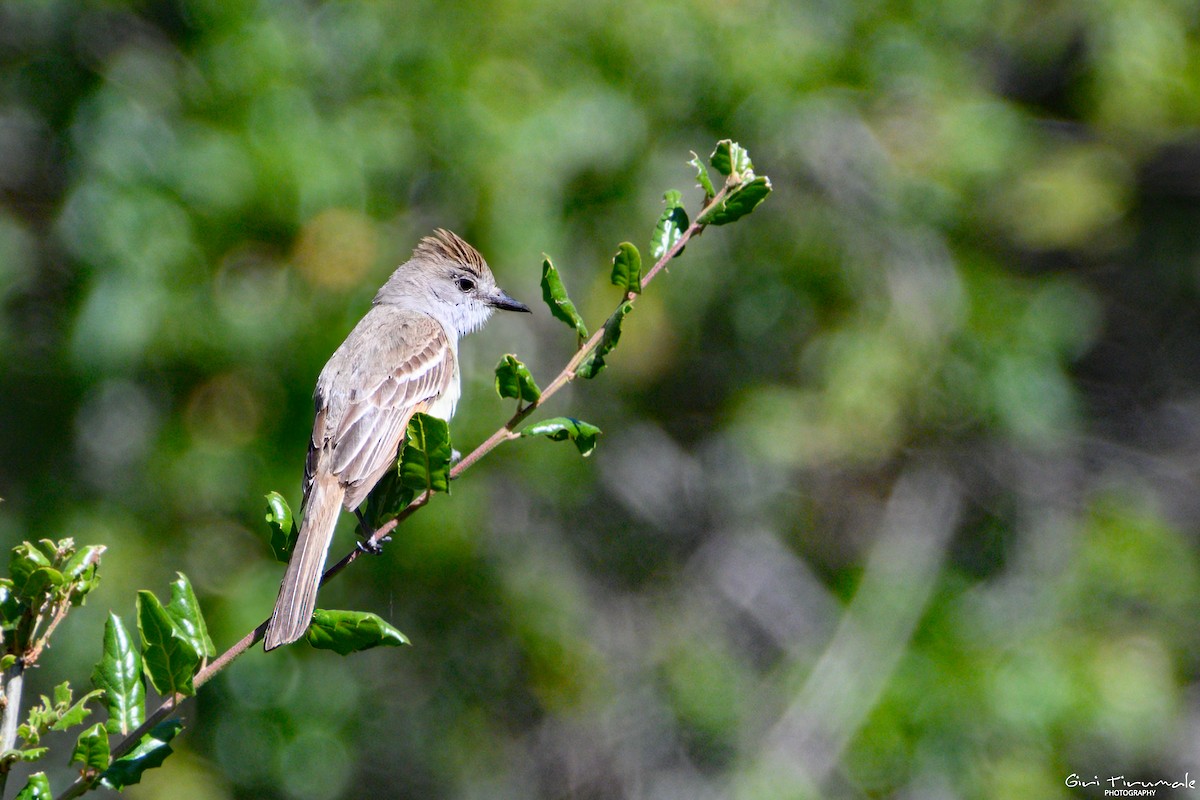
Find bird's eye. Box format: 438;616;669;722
455;276;475;292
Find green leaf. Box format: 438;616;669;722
710;139;753;178
399;413;452;495
650;190;689;261
136;591;199;698
265;491;298;562
72;722;110;773
305;609;410;655
33;540;59;564
0;579;21;629
50;689;102;731
495;354;542;404
13;772;51;800
62;545;104;604
540;257;589;342
689;151;716;198
698;175;772;226
166;573;215;659
0;654;15;670
4;747;48;764
10;544;52;597
610;242;643;295
520;417;602;457
91;613;145;736
577;302;632;380
100;718;183;790
362;466;414;530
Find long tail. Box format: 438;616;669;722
264;470;344;650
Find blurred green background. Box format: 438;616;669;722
2;0;1199;798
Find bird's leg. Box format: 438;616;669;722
354;508;391;555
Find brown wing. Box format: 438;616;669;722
303;310;455;511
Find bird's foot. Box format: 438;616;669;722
353;509;392;555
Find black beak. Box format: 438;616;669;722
490;289;531;313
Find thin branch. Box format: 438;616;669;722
58;183;730;800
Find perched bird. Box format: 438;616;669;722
264;229;529;650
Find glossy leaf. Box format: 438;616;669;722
362;466;414;529
62;544;104;604
136;591;199;698
400;413;452;494
305;609;410;655
710;139;753;178
72;722;110;773
166;572;215;659
520;417;602;457
651;190;689;261
9;544;52;598
13;772;51;800
610;242;642;295
577;302;632;380
698;175;772;226
540;258;589;342
0;579;20;629
689;151;716;198
100;718;183;790
265;491;298;562
50;688;102;731
91;613;145;735
495;354;542;404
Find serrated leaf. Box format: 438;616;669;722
610;242;642;295
13;772;51;799
166;573;215;659
72;722;110;773
399;413;452;495
698;175;772;226
520;417;602;457
304;609;410;655
651;190;689;261
51;689;102;731
577;302;632;380
136;591;199;698
99;718;183;790
710;139;753;178
91;613;145;736
540;258;589;342
62;544;104;604
689;151;716;198
1;747;48;765
265;491;298;562
9;544;52;598
495;354;541;404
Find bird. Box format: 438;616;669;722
264;228;530;650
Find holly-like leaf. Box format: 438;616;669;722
689;151;716;198
610;242;642;295
305;609;410;655
72;722;110;773
9;544;52;598
50;689;102;731
62;544;104;604
165;573;215;659
540;258;589;342
495;354;542;404
265;491;298;562
576;302;632;380
520;417;602;457
400;413;452;494
91;613;145;736
136;591;199;698
651;190;689;261
698;175;772;226
710;139;753;178
100;718;183;790
13;772;51;800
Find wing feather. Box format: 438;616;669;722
304;310;455;511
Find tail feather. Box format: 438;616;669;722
264;471;344;650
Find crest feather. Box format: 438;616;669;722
414;228;488;275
